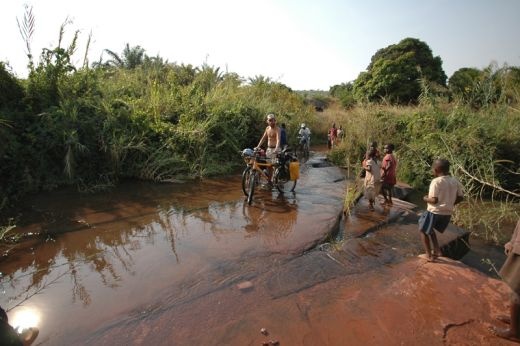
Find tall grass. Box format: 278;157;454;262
324;97;520;242
0;21;315;218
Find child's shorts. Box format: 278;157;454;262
418;211;451;235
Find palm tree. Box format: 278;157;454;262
248;75;272;86
102;43;146;69
194;63;224;93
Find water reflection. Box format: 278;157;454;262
1;177;284;310
10;306;40;331
241;195;298;246
0;167;346;344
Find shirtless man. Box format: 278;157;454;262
256;113;281;183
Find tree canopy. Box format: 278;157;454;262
448;67;482;98
353;38;447;104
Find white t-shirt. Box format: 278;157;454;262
427;175;464;215
298;127;311;139
364;158;381;187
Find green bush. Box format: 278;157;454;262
327;99;519;241
0;32;313;214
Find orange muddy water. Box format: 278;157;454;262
0;154;347;345
2;152;511;346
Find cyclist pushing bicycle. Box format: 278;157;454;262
255;113;281;185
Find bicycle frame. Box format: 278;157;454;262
244;152;275;180
241;147;297;204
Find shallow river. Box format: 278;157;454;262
1;152;508;345
0;155;347;345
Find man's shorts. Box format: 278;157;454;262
266;148;277;162
418;211;451;235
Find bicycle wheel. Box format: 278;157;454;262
274;165;297;193
241;167;251;196
247;170;257;205
304;143;310;158
299;143;306;160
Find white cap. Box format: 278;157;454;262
301;123;306;128
267;113;275;120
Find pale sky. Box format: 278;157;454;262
2;0;519;90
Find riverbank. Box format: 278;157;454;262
0;151;515;345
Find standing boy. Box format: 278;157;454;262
418;159;463;262
381;144;397;206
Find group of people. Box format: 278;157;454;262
362;141;397;210
362;141;463;264
327;123;344;149
256;114;311;158
255;113;311;184
361;140;520;342
257;114;346;158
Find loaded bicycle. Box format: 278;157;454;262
241;147;298;205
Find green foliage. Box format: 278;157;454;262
448;65;520;108
101;43;146;69
448;67;482;99
343;180;363;216
301;93;332;112
503;66;520;104
327;99;520;240
25;22;79;112
353;38;447;104
329;82;356;109
0;24;313;214
0;62;25;110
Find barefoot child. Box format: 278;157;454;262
492;219;520;342
418;159;463;261
363;148;381;211
380;144;397;206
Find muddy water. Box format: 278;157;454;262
0;155;346;345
